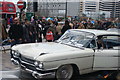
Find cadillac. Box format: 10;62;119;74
10;29;120;80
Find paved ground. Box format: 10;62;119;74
2;50;17;71
1;50;35;79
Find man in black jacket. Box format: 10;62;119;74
8;17;23;46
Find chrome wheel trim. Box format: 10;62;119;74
56;65;73;80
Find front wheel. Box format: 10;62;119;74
56;65;73;80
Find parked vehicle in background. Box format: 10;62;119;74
0;1;16;19
10;29;120;80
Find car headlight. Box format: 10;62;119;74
11;50;15;54
14;51;20;57
12;50;20;57
34;61;44;69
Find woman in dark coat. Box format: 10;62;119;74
61;20;71;35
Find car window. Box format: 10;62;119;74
84;39;96;48
58;30;95;48
7;4;14;7
97;35;120;49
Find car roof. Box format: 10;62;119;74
70;29;120;36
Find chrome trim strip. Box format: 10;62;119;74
21;64;34;73
94;56;120;57
80;67;93;71
36;67;57;71
44;55;94;63
13;55;19;58
36;68;43;71
20;59;35;66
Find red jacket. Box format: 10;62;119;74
46;31;54;40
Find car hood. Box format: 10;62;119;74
12;42;84;59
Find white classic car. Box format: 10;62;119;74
11;29;120;80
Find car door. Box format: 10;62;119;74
93;49;119;70
93;35;120;70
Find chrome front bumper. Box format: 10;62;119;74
11;58;19;65
21;64;55;79
32;71;55;79
11;58;56;79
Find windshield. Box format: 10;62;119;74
57;30;95;48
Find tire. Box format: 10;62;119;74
56;65;73;80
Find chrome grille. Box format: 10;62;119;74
27;65;36;71
20;55;35;64
21;63;36;71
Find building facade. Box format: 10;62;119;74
99;0;120;18
80;0;120;19
38;1;66;17
27;0;80;18
80;0;100;19
27;0;120;19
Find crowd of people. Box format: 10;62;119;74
2;16;120;46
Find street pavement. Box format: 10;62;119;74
1;50;35;80
1;49;115;80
